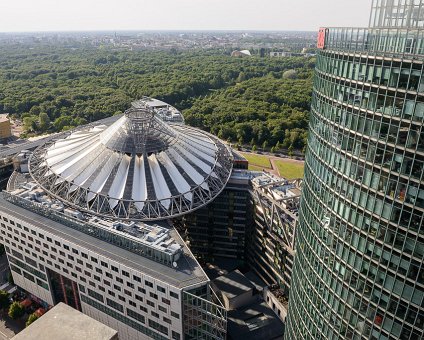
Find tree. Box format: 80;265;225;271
38;112;50;132
0;290;10;310
262;140;268;151
26;313;39;327
8;301;24;319
23;116;38;133
252;145;257;152
282;69;298;79
271;146;276;153
288;144;294;157
275;141;281;150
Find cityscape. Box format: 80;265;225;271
0;0;423;340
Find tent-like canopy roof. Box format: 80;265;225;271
29;103;233;220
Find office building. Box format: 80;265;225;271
1;98;231;340
0;114;12;142
285;1;424;339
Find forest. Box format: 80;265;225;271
0;46;314;150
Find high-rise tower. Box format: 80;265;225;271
285;1;424;339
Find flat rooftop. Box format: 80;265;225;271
0;114;9;123
0;193;208;289
213;270;256;300
12;303;118;340
227;300;284;340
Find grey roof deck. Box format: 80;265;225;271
0;194;208;289
12;303;118;340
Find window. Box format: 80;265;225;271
170;291;179;299
122;270;129;277
111;265;118;272
140;305;148;313
88;288;104;302
162;298;170;305
158;305;167;313
172;331;180;340
118;295;125;302
135;294;143;302
72;248;78;254
145;280;153;288
103;279;110;286
67;255;74;261
171;311;179;319
148;319;168;336
124;289;132;297
146;300;155;307
82;252;88;259
91;257;98;263
95;268;102;274
129;300;136;307
151;311;159;318
106;298;123;313
108;290;115;297
157;286;165;293
138;287;146;294
101;261;108;268
106;272;112;278
126;282;134;289
127;308;145;323
63;244;69;250
149;292;158;300
116;277;123;284
163;317;171;324
133;275;141;283
113;285;121;291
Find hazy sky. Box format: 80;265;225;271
0;0;371;32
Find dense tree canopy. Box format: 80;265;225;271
0;46;313;149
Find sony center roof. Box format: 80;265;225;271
29;101;233;220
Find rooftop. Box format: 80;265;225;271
0;192;208;288
212;270;256;300
12;303;118;340
227;300;284;340
29;100;233;220
0;114;9;123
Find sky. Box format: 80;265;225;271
0;0;371;33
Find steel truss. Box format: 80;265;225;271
28;110;233;221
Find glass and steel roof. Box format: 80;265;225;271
28;103;233;220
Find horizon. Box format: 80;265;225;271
0;0;370;33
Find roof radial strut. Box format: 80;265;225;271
29;101;233;220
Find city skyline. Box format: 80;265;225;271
0;0;370;33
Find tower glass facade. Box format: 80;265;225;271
285;1;424;339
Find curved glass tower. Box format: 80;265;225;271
285;1;424;339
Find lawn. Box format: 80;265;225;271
248;164;266;172
274;160;304;179
241;153;272;169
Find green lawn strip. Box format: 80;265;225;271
274;160;304;179
242;153;272;169
248;164;267;171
